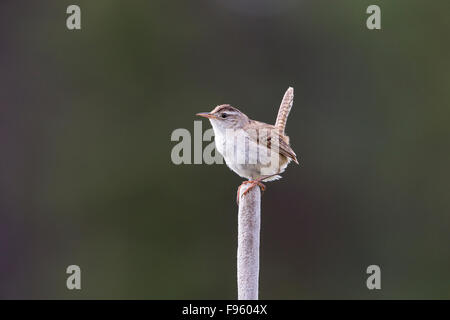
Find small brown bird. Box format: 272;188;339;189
197;87;298;203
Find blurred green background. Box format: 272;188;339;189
1;0;450;299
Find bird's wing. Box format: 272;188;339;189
247;123;298;164
277;135;298;164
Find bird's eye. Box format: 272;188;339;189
221;113;228;118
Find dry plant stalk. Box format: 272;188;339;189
237;183;261;300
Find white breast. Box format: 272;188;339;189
211;123;285;180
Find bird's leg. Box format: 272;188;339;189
236;183;245;205
236;179;266;205
236;173;282;205
242;179;266;195
237;180;266;205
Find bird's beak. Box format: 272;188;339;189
196;112;216;119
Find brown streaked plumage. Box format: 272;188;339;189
196;87;298;203
275;87;294;135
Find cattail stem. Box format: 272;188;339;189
237;184;261;300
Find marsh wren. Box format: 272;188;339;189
197;87;298;203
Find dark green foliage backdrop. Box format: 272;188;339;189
1;1;449;298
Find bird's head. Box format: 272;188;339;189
196;105;249;133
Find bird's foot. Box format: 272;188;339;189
236;179;266;205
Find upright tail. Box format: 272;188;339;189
274;87;294;135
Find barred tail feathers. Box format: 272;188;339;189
274;87;294;135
